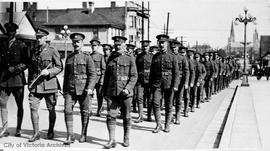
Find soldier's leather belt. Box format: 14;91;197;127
144;69;150;73
162;72;169;76
117;76;128;81
74;75;87;79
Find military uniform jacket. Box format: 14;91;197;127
63;51;97;95
219;61;225;76
187;58;195;86
103;51;138;98
175;53;189;86
197;61;206;84
136;52;153;85
193;60;202;85
212;60;218;78
149;51;180;89
204;60;214;79
28;45;63;93
0;38;29;88
224;63;230;76
91;51;106;85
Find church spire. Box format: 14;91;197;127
229;20;235;42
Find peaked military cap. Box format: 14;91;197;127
90;38;101;45
194;53;202;58
150;45;158;49
187;49;195;55
112;36;127;44
4;22;18;31
204;52;209;56
170;39;181;48
70;33;85;41
102;44;112;49
36;28;49;37
126;44;136;49
156;34;169;41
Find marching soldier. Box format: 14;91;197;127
63;33;97;144
209;52;218;95
27;28;63;142
203;52;214;101
102;44;113;63
171;40;189;124
134;40;153;123
90;38;106;116
194;53;206;108
103;36;137;148
0;23;29;138
185;49;195;114
149;34;179;133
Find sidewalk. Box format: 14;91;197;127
219;77;270;149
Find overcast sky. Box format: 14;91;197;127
36;0;270;48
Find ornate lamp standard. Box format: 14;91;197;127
60;25;71;62
234;7;256;87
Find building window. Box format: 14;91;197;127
129;15;136;28
93;28;99;39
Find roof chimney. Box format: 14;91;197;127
89;2;94;14
111;1;116;8
82;2;87;9
23;2;30;11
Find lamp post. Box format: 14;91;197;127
60;25;71;62
234;7;256;87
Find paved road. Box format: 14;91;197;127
0;76;240;150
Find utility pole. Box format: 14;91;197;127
166;12;170;36
141;1;144;42
196;40;198;52
164;24;166;34
9;2;14;24
179;36;186;47
147;1;150;40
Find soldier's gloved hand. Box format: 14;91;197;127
190;83;194;88
8;66;15;73
122;89;130;96
184;84;188;89
173;87;178;91
197;82;200;87
210;78;213;81
40;69;50;76
86;89;94;95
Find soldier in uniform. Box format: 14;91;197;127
209;52;218;95
134;40;153;123
149;34;179;133
102;44;113;63
63;33;97;144
203;52;214;101
0;23;29;137
171;40;189;124
103;36;137;148
126;44;136;58
27;28;63;142
194;53;206;108
89;38;106;116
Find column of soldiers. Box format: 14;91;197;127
0;22;241;149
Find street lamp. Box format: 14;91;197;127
60;25;71;62
234;7;256;87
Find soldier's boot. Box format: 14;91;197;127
0;121;9;138
175;108;181;125
132;98;137;113
147;103;153;122
15;106;23;137
152;107;162;133
64;112;75;145
184;102;189;117
135;104;143;123
47;109;56;139
191;104;195;112
29;109;40;142
79;112;90;143
123;118;131;147
104;117;117;149
164;111;172;133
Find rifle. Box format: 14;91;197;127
29;62;52;89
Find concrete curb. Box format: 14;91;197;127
218;85;239;148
